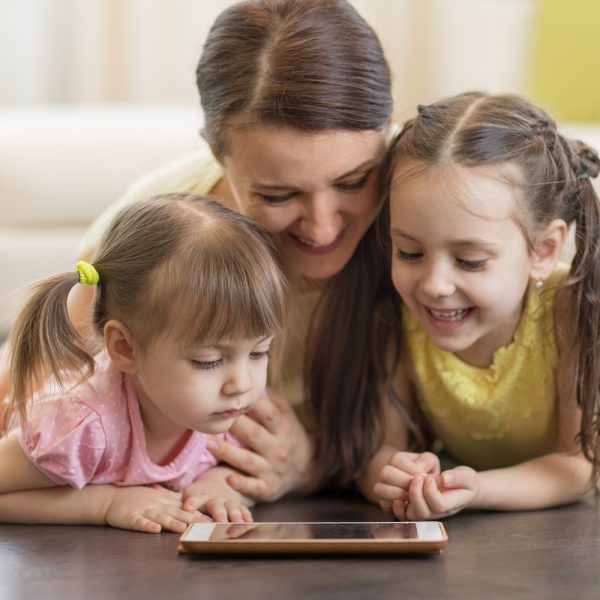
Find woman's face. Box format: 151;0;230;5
220;126;387;280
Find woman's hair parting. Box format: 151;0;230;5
197;0;392;158
7;194;286;433
387;91;600;489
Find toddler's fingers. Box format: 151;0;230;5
241;506;254;523
226;473;267;500
389;452;422;474
378;464;413;489
379;499;393;514
182;494;207;512
131;515;162;534
204;498;229;522
224;502;244;523
373;481;409;502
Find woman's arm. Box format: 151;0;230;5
207;390;319;501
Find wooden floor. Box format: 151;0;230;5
1;493;599;600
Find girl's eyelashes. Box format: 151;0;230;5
191;359;222;370
457;258;487;271
249;350;270;360
395;249;423;262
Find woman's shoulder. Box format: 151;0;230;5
77;143;222;260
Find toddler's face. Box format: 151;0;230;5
130;334;273;435
389;160;535;368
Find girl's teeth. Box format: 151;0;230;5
429;308;469;321
297;237;320;247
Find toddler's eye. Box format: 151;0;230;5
249;350;270;361
396;249;423;262
457;258;487;271
191;359;222;370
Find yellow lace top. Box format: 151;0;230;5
402;263;570;470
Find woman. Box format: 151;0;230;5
1;0;394;504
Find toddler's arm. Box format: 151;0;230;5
0;483;210;533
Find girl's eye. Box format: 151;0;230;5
335;173;370;191
457;258;487;271
191;359;222;370
249;350;270;361
395;249;423;262
259;192;297;205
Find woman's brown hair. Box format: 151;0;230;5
6;194;286;433
197;0;392;159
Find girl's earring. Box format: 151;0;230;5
535;276;544;289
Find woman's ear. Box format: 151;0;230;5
104;320;137;374
530;218;568;282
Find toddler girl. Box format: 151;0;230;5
373;92;600;518
0;194;285;532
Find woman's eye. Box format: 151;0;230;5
249;350;270;361
191;359;222;370
457;258;487;271
335;173;370;191
395;249;423;262
259;192;297;205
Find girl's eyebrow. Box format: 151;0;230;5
332;160;376;182
390;228;500;250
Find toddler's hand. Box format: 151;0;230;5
374;451;441;517
398;465;480;520
182;467;253;523
104;485;210;534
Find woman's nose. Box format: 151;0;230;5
298;195;342;246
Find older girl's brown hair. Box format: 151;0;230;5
197;0;392;158
7;194;286;432
387;92;600;487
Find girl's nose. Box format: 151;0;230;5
222;362;252;397
419;265;456;299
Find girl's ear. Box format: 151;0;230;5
530;218;568;282
104;320;138;374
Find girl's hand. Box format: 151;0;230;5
104;485;210;534
182;468;253;523
374;451;441;514
206;390;315;501
394;466;480;520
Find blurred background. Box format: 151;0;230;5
1;0;600;334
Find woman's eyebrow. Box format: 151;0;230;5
333;160;375;181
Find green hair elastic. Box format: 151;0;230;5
75;260;100;285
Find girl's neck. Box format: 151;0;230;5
129;375;191;466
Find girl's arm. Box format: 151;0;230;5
357;360;412;503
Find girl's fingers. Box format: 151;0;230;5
413;452;441;478
132;515;162;534
243;392;284;433
378;464;413;489
421;474;448;515
203;498;228;523
379;499;393;513
392;499;407;521
406;474;432;520
373;481;410;502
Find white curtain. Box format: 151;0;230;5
0;0;534;116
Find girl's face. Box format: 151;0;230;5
389;161;536;368
220;126;387;280
130;334;273;436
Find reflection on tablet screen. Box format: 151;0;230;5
210;522;419;541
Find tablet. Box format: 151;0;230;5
178;521;447;555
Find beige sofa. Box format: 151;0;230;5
0;105;202;335
1;108;599;336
